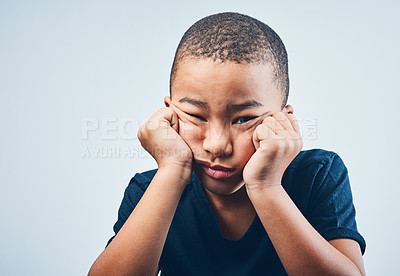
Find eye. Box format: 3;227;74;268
186;113;207;122
233;116;257;124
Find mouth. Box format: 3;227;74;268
195;160;236;179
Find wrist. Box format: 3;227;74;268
159;159;192;173
158;162;193;185
245;181;284;199
245;174;282;191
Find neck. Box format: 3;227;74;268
204;184;252;212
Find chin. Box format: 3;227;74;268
193;165;245;196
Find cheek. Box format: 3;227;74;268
234;132;256;164
179;121;204;145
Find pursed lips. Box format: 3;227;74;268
194;159;236;179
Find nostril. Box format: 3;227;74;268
202;130;233;157
206;145;232;158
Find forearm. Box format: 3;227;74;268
247;185;363;276
89;167;191;276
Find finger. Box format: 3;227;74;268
169;102;196;124
262;116;286;136
156;107;179;133
286;113;301;134
272;112;294;131
168;108;179;133
253;123;276;149
250;111;270;127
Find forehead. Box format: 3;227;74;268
171;59;280;106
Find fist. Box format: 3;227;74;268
137;107;193;170
243;111;303;191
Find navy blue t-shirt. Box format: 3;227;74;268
106;149;366;275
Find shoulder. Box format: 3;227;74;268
288;148;345;170
283;148;351;203
286;149;366;255
286;148;349;182
128;168;158;192
117;169;159;206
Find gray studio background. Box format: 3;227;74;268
1;0;398;275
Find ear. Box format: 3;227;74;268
164;96;172;107
282;104;294;115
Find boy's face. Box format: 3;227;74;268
166;59;293;196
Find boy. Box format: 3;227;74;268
89;12;366;275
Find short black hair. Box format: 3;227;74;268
169;12;289;109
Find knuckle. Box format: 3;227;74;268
255;123;266;132
137;126;143;136
273;112;284;119
137;128;145;142
270;139;284;151
298;138;304;147
263;116;271;121
286;140;295;148
263;117;275;125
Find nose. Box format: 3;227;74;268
202;122;233;157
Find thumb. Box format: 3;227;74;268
166;107;179;133
252;125;261;151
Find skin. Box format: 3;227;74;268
165;59;294;239
88;58;366;276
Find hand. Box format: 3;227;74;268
243;111;303;192
137;107;193;172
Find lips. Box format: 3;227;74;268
195;160;235;179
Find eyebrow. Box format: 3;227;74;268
178;97;209;109
178;97;263;111
228;99;263;111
